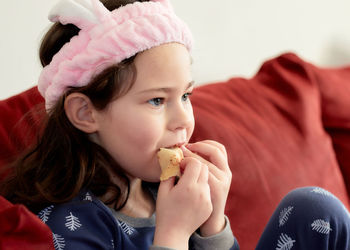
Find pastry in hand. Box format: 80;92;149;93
157;147;184;181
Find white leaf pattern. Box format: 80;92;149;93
311;187;350;218
65;212;82;231
279;206;294;227
311;187;350;219
53;233;66;250
276;233;295;250
311;219;332;234
84;192;93;201
38;205;54;223
311;187;334;198
118;220;134;235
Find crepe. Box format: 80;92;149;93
157;147;184;181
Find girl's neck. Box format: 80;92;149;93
116;178;155;218
99;160;155;218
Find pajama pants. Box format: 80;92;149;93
256;187;350;250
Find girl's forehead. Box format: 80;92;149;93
128;43;192;92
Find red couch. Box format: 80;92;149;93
1;53;350;250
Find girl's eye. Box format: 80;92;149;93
182;92;192;102
148;97;165;107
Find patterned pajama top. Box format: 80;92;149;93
37;190;239;250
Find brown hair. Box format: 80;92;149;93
0;0;150;214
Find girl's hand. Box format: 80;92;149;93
154;157;213;250
183;140;232;237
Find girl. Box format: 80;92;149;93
1;0;350;249
1;0;235;249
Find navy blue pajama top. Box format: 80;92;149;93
37;190;239;250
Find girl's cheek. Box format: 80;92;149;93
136;123;162;148
187;115;195;139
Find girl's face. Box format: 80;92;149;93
94;43;195;182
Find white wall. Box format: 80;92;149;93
2;0;350;100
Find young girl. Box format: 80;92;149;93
1;0;235;249
1;0;350;249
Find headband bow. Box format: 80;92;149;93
38;0;193;110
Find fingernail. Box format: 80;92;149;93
181;145;189;151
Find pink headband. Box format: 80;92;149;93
38;0;193;110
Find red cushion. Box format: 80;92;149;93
0;196;54;250
0;89;51;249
190;53;350;250
0;87;44;167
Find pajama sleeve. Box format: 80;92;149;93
38;193;120;250
190;216;239;250
150;216;239;250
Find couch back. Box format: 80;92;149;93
1;53;350;250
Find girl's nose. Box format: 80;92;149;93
168;101;193;132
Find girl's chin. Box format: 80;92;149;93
138;171;162;183
145;175;162;183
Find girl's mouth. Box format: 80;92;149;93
164;142;186;149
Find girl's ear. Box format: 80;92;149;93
64;93;98;133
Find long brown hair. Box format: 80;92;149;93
0;0;150;214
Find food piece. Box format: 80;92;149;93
157;147;184;181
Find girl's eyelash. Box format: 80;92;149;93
148;97;165;107
147;91;193;107
182;92;193;101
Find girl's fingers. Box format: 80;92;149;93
181;145;222;178
184;142;228;172
198;163;209;184
178;157;202;184
200;140;227;159
158;176;175;196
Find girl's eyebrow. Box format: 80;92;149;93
138;80;195;94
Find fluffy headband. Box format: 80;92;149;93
38;0;193;110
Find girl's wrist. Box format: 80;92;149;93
199;215;226;237
153;227;189;250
